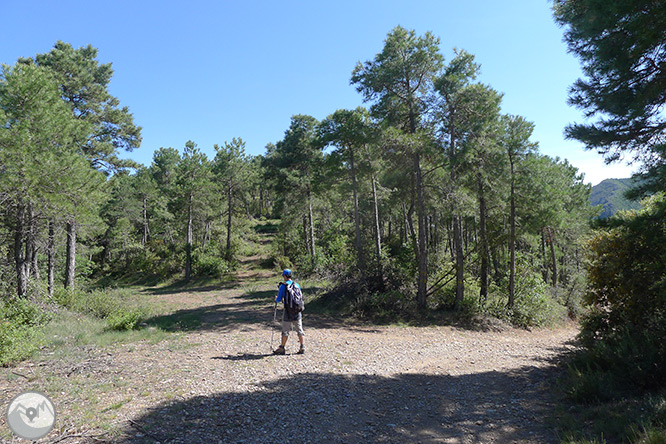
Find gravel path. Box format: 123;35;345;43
1;278;577;444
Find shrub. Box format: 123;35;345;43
0;299;51;366
53;287;146;331
431;254;564;328
192;249;232;278
106;308;144;331
354;290;414;322
273;255;293;271
498;255;564;328
582;193;666;389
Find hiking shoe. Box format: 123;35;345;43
297;346;305;355
273;346;285;355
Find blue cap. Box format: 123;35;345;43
282;269;292;277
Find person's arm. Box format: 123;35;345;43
276;283;285;303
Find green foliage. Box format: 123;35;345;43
106;309;144;331
0;299;50;365
351;25;443;132
191;247;232;278
54;287;147;331
579;316;666;392
554;0;666;198
500;260;558;328
553;0;666;157
583;193;666;387
558;193;666;443
353;290;415;323
432;254;566;328
559;354;666;443
34;41;142;171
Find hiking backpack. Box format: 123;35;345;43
283;282;305;313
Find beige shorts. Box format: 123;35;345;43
281;318;304;337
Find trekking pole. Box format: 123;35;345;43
270;301;277;351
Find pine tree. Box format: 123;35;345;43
352;26;443;309
0;62;102;296
31;41;141;288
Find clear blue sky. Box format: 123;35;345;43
2;0;635;185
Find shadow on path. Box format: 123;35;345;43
117;365;562;443
143;285;381;334
212;353;272;361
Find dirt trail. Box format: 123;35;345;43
0;234;578;443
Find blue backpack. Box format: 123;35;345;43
283;282;305;313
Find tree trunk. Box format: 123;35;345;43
25;208;33;281
226;184;233;260
491;247;502;282
31;243;40;281
415;153;428;310
453;214;465;309
401;202;407;245
548;227;558;287
303;216;310;255
478;179;489;304
447;218;454;261
259;187;264;218
450;125;465;310
185;194;193;281
308;190;316;260
372;174;384;288
508;176;516;309
350;149;364;275
406;202;416;247
64;219;76;289
142;197;150;245
541;228;549;283
47;220;55;297
14;204;27;298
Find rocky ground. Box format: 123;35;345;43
1;230;578;443
1;275;577;444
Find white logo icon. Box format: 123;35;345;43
6;391;56;440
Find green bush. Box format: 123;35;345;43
273;255;293;271
106;308;144;331
490;255;564;328
429;254;563;328
192;249;232;278
0;299;51;366
354;290;414;322
54;287;146;331
582;193;666;389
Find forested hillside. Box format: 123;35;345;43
0;30;596;332
590;178;641;218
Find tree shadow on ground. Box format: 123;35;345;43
143;285;380;334
143;281;238;296
116;365;562;443
144;302;269;333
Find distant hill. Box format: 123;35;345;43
590;178;642;218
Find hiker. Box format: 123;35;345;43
273;269;305;355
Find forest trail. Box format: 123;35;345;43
0;228;578;443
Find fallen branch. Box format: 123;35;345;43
128;419;163;443
48;431;108;444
